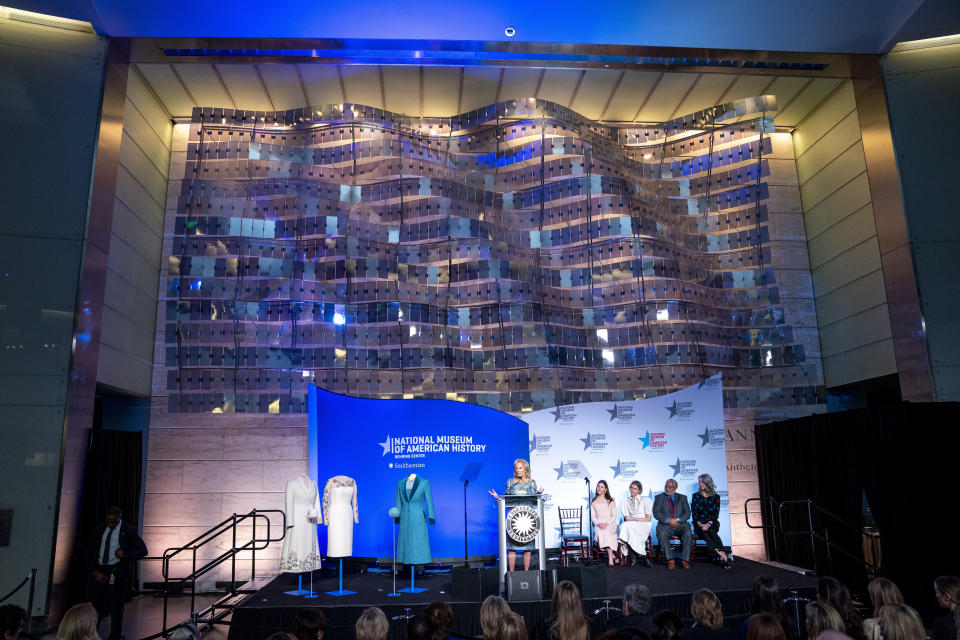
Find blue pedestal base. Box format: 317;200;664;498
284;574;316;597
325;558;357;597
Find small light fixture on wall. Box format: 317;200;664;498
504;26;516;37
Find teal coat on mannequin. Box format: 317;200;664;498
395;475;436;565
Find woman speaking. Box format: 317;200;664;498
489;458;542;571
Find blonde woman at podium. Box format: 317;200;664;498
489;458;543;571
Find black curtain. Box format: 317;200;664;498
66;425;143;605
756;402;960;623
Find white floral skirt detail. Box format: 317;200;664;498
280;550;322;573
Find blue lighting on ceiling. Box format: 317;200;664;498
161;44;827;71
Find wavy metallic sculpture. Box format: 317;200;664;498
162;95;824;415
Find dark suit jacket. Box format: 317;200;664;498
652;492;690;525
87;521;148;574
933;614;957;640
685;626;733;640
604;613;653;635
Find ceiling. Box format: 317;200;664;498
7;0;960;54
135;62;844;127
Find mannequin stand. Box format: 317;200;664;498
284;572;316;597
388;518;401;597
326;558;356;596
398;565;426;594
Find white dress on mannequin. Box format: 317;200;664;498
280;473;322;572
323;475;358;557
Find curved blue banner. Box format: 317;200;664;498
308;386;529;560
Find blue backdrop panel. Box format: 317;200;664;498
308;386;529;560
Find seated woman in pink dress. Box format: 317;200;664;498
591;480;618;568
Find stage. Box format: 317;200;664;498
227;558;817;640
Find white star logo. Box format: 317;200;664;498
379;434;391;456
513;512;535;535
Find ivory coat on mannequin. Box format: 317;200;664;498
280;473;322;572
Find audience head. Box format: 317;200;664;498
294;609;328;640
613;631;649;640
817;577;862;638
691;588;724;630
878;603;924;640
424;602;454;640
805;602;845;639
0;605;26;640
935;576;960;612
494;612;528;640
57;603;99;640
745;613;787;640
266;634;297;640
867;578;903;618
750;576;784;616
551;581;589;640
480;595;512;640
623;584;652;616
355;607;389;640
408;616;435;640
650;611;683;640
168;623;201;640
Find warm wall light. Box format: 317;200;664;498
0;5;95;32
891;33;960;52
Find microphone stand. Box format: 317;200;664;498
584;477;593;564
463;479;469;567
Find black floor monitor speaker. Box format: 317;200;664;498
451;566;499;601
506;569;543;601
552;564;608;598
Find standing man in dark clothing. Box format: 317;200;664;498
85;506;147;640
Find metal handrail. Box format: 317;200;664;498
745;497;879;576
140;508;286;639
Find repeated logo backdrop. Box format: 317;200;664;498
523;374;727;548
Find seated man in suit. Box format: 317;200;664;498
85;506;148;640
652;479;692;570
604;583;654;634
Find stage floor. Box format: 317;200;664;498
228;558;817;640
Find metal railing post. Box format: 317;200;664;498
26;568;37;633
804;499;816;573
231;513;237;594
251;510;257;583
191;546;197;615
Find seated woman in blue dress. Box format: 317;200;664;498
489;458;542;571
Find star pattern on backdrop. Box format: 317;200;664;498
666;401;679;419
580;432;592;450
638;431;651;449
610;459;624;478
607;404;619;421
698;426;712;447
669;457;683;476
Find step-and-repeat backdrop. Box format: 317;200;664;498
524;373;727;548
309;374;726;559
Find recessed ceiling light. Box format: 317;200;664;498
504;26;516;37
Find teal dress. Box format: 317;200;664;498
395;476;435;565
505;478;538;551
